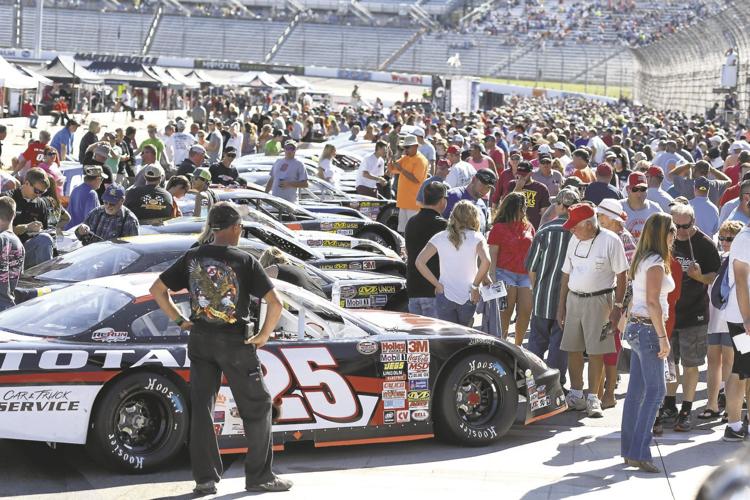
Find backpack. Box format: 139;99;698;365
710;256;732;310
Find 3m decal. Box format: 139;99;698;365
362;261;376;270
407;340;429;353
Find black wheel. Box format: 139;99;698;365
87;372;188;473
378;206;399;232
435;353;518;445
359;230;397;252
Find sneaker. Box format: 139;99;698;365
673;411;692;432
652;417;663;436
565;392;587;411
246;476;293;493
722;425;747;442
586;397;604;418
193;481;217;495
660;406;678;423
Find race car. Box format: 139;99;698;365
179;189;405;254
141;218;406;276
16;234;408;311
0;274;566;473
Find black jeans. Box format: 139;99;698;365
188;330;274;486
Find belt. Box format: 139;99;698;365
569;288;614;298
629;316;653;325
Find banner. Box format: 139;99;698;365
194;60;304;75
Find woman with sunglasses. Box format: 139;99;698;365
621;213;675;473
700;220;745;421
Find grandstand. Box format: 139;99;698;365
0;0;735;90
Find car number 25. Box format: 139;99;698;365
258;346;362;424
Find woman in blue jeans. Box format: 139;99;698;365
415;201;491;326
621;213;675;473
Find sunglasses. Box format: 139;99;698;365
630;186;647;193
719;236;735;242
31;185;45;195
675;223;692;230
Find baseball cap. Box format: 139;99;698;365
194;167;212;182
475;168;497;186
446;145;461;156
596;163;613;177
562;203;596;230
516;161;533;174
224;146;237;157
537;144;552;155
628;172;647;189
452;134;465;144
596;198;628;224
412;127;425;138
553;141;567;150
556;188;580;207
436;158;450;168
509;147;522;157
143;164;164;179
208;202;242;231
102;184;125;203
94;144;111;158
538;154;552;163
190;144;207;155
646;165;664;178
695;176;710;191
175;120;186;132
284;140;297;150
83;165;103;177
483;135;496;143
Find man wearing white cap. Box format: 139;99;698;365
413;128;435;169
389;135;429;233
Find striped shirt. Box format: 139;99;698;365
525;217;572;319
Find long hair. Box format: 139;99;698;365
447;201;480;249
196;218;214;245
493;191;528;225
629;212;673;280
259;247;289;267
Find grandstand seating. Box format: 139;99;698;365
0;4;13;48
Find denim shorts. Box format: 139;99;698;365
708;331;733;347
495;268;531;288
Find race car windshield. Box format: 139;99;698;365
24;243;140;283
0;285;131;337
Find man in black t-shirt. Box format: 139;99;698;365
405;182;448;318
655;202;721;434
124;164;174;224
150;202;290;494
4;168;52;269
209;146;242;186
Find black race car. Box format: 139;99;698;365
16;234;408;311
141;218;406;277
0;274;566;473
181;188;405;254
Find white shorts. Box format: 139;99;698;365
397;208;418;232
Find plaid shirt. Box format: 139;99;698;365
79;205;139;245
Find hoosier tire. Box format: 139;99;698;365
435;353;518;445
87;372;188;473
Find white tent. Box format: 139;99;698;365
0;56;37;89
164;68;200;89
15;64;53;86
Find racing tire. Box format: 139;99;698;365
378;206;399;232
435;353;517;446
358;230;396;252
87;372;189;473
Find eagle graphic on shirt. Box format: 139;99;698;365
187;258;239;324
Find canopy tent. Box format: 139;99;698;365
147;66;183;88
0;56;41;89
41;56;103;84
244;72;286;91
164;68;199;89
15;64;53;87
231;70;258;86
276;74;310;89
185;70;232;87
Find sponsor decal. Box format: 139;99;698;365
345;297;371;308
356;340;378;355
407;390;430;402
91;328;129;343
408;400;429;410
383;398;405;409
213;423;224;435
383;381;406;391
213;410;225;423
108;432;145;469
408;362;429;372
383;410;395;424
458;422;498;440
0;348;184;372
358;285;379;295
378;285;397;294
384;374;407;381
380;353;406;362
408;369;429;380
334;222;360;230
396;409;410;423
530;396;551;411
408;379;428;390
144;377;184;413
338;229;355;236
320;222;334;231
306;239;323;247
348;262;362;270
407;340;429;353
469;337;495;346
382;389;406;399
411;409;429;421
323;240;351;248
468;359;507;376
407;353;430;364
382;361;405;371
373;295;388;306
339;286;358;299
362;261;376;270
0;388;80;412
381;341;406;354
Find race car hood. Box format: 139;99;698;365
325;269;405;283
308;213;362;223
350;310;477;336
316;247;391;259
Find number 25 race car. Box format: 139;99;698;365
0;274;565;473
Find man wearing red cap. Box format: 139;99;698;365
645;165;674;212
444;145;475;189
620;172;663;240
583;163;623;206
557;203;628;418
